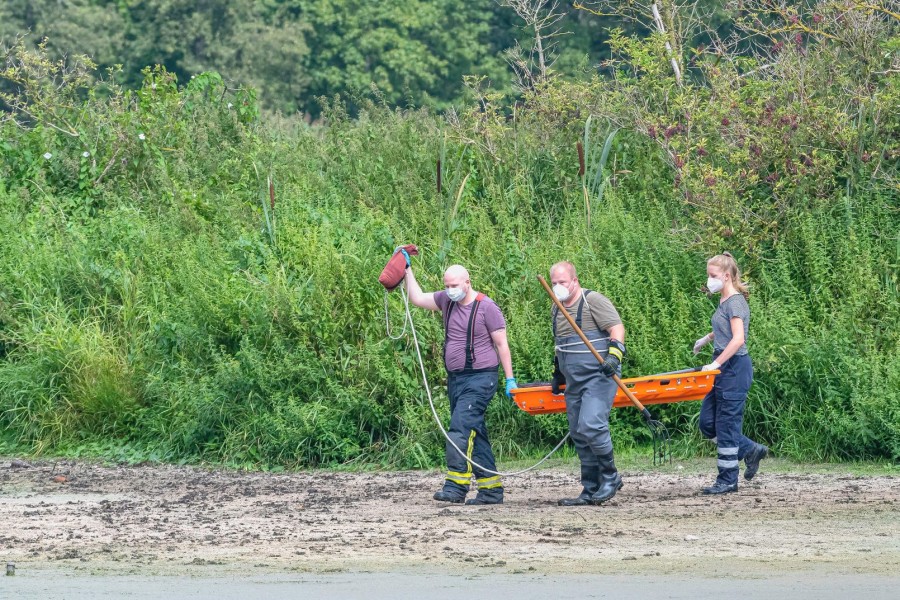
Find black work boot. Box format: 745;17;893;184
433;481;468;503
743;443;769;481
433;490;465;503
702;482;738;495
558;464;600;506
465;490;504;506
590;451;623;505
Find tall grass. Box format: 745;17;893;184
0;40;897;468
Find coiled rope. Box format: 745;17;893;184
385;288;569;477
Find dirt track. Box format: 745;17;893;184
1;458;897;577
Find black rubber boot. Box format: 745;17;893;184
558;464;600;506
743;443;769;481
589;451;623;505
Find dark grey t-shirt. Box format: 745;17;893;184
712;294;750;355
553;290;621;339
434;291;506;372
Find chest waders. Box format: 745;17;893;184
552;292;621;506
434;294;504;504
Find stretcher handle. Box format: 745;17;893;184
537;274;650;417
654;366;704;376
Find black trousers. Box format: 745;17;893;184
440;370;503;498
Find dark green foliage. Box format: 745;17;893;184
0;4;897;468
0;0;622;117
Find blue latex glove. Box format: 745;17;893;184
393;246;411;267
505;377;518;399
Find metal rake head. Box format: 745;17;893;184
642;410;672;466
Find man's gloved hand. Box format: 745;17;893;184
551;356;565;395
701;360;721;372
600;340;626;377
505;377;518;399
393;246;411;268
692;333;713;355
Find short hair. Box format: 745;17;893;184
550;261;577;279
444;264;470;281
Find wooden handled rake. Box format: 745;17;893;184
537;275;671;465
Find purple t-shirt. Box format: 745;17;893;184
434;291;506;372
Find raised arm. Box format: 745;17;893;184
404;266;439;311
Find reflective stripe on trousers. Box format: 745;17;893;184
698;352;755;486
442;370;502;493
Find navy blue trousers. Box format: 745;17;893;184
699;352;756;486
441;370;503;500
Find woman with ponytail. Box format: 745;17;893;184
693;252;768;494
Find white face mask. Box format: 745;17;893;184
706;276;724;294
552;284;571;303
446;287;466;302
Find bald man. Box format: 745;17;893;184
404;261;516;505
550;261;626;506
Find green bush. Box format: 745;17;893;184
0;4;897;468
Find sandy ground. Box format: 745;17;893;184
1;457;898;580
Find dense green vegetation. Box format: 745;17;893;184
0;1;897;468
0;0;581;116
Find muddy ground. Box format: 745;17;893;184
0;457;897;579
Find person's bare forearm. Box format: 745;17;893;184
497;343;513;380
404;267;438;311
404;268;424;305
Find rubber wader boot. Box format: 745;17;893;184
558;464;601;506
590;451;623;505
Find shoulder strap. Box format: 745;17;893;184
443;294;485;370
553;290;590;337
576;288;600;331
463;295;485;369
552;304;559;337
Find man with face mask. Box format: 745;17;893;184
403;259;517;505
549;261;627;506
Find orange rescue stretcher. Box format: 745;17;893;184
510;369;719;415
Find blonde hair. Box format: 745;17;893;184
550;261;577;280
708;252;749;297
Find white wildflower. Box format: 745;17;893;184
82;151;90;158
227;102;233;109
43;152;52;160
151;83;157;90
138;133;146;141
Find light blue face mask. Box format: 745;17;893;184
446;287;465;302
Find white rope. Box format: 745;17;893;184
385;287;569;477
384;289;408;340
555;337;608;354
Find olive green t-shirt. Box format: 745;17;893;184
553;290;622;339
